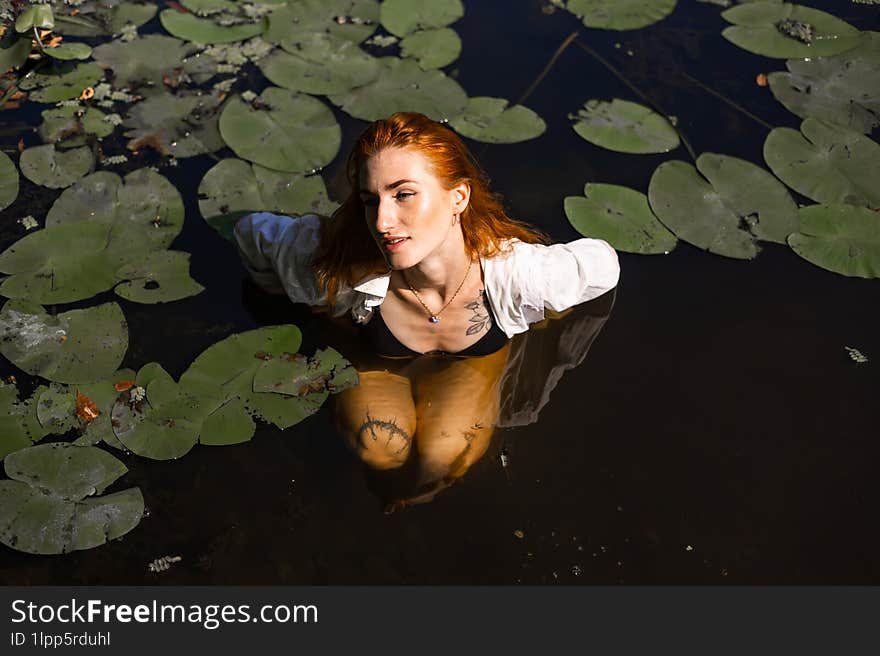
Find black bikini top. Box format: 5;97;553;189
359;297;509;358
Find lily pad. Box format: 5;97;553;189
19;144;93;189
38;105;115;147
36;384;78;434
46;168;185;250
44;42;94;61
399;27;461;70
114;251;205;304
1;32;35;73
564;183;677;254
159;8;266;45
787;204;880;278
18;61;105;103
648;154;800;258
571;99;679;154
74;368;138;449
265;0;379;46
123;92;225;159
200;397;255;445
0;300;129;384
0;442;143;554
219;87;341;174
15;4;54;32
565;0;676;31
768;31;880;134
92;34;197;88
198;158;337;236
328;56;467;121
0;151;17;211
448;97;546;144
53;1;157;37
0;383;50;460
721;2;862;58
253;347;358;396
380;0;463;37
259;31;380;95
763;118;880;207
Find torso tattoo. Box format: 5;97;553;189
464;290;492;336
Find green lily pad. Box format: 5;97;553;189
19;144;93;189
763;118;880;207
0;300;129;384
564;183;677;254
135;362;175;389
0;151;17;211
38;105;114;147
648;154;800;259
159;8;266;45
565;0;676;31
265;0;379;46
53;1;157;37
400;27;461;69
73;368;138;449
36;384;78;433
114;250;205;304
18;61;105;103
0;443;143;554
787;204;880;278
0;31;33;73
123;93;225;159
448;97;546;144
768;31;880;134
200;397;255;445
219;87;341;174
0;383;50;460
15;5;54;32
44;42;93;61
259;31;380;95
46;168;185;250
92;34;197;88
328;56;467;121
253;347;357;395
198;158;337;237
721;2;861;58
111;377;203;460
571;99;679;154
380;0;463;37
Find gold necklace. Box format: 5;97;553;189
402;258;473;324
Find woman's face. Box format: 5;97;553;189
359;147;469;270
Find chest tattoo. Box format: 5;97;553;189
464;290;492;336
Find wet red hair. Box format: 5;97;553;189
312;112;548;306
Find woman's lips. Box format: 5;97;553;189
383;237;409;252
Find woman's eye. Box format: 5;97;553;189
395;192;415;201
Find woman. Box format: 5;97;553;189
235;112;619;505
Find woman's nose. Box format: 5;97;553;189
375;199;396;233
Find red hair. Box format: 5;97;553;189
312;112;548;306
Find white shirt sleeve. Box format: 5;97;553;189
233;212;329;306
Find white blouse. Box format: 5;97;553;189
234;212;620;338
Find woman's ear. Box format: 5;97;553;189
451;180;471;215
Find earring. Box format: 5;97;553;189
452;213;459;226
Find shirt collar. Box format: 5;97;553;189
352;271;391;298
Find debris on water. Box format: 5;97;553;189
241;90;257;103
756;73;769;87
365;34;398;48
616;505;623;512
148;555;182;573
844;346;868;364
513;530;524;539
775;19;814;45
119;24;138;42
130;386;146;404
571;565;582;576
18;216;38;230
685;545;694;552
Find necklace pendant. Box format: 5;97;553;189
429;315;440;324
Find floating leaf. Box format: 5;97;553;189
15;5;54;32
787;204;880;278
571;99;679;154
400;27;461;69
159;8;266;44
200;397;255;445
768;31;880;134
564;183;677;254
259;31;380;95
198;158;337;238
0;384;50;460
46;168;185;250
36;384;78;433
448;97;546;144
0;151;17;212
123;93;225;159
380;0;463;37
648;154;799;259
219;87;341;174
0;300;128;384
328;56;467;121
18;61;105;103
44;42;93;61
92;34;197;88
38;105;114;147
19;144;93;189
114;251;205;304
0;443;143;554
53;1;157;37
763;118;880;207
721;2;861;58
0;32;33;72
264;0;379;46
565;0;676;31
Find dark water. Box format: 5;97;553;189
1;0;879;584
